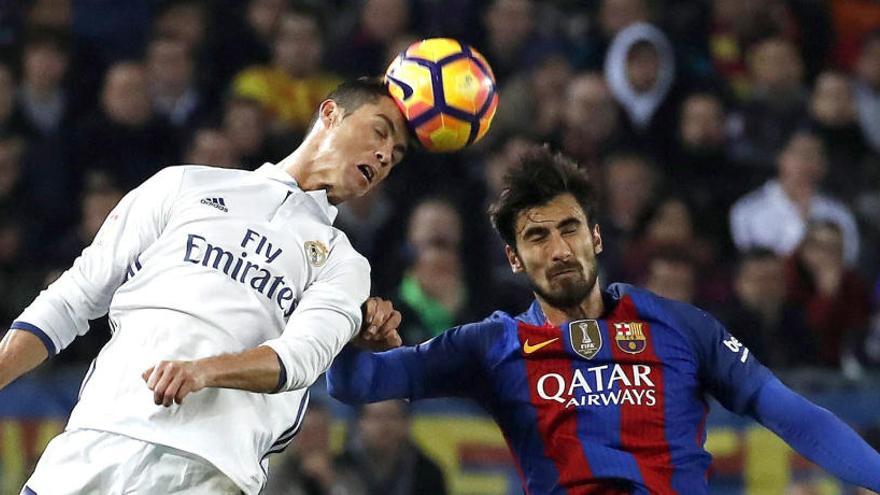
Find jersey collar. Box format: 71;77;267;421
255;163;338;223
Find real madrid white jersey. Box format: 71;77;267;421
13;163;370;494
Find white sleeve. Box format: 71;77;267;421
261;250;370;392
11;167;184;354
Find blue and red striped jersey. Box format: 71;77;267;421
329;283;774;494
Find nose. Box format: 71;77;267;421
375;149;391;167
548;232;573;262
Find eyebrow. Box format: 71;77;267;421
558;218;582;230
520;217;582;239
378;113;408;155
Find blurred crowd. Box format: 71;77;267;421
0;0;879;491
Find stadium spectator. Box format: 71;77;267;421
328;0;411;78
597;151;659;282
221;96;278;169
553;72;623;175
0;62;31;137
730;129;860;266
572;0;650;70
71;61;178;189
621;196;717;298
785;221;871;368
393;197;486;344
184;127;239;169
146;35;211;131
210;0;284;87
234;6;341;137
671;92;750;242
17;28;71;137
264;400;367;495
480;0;538;84
714;249;812;368
153;0;208;52
731;36;808;168
334;184;404;296
488;52;573;148
808;70;871;199
336;400;447;495
51;174;123;265
855;29;880;154
641;247;697;304
604;22;679;160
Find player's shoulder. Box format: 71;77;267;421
609;283;720;344
165;164;253;183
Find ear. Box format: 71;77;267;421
592;223;603;256
505;244;523;273
319;99;340;128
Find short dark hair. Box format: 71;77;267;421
23;27;70;55
735;247;779;274
489;146;597;248
308;76;390;128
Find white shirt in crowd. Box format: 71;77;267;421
729;179;861;266
12;163;370;494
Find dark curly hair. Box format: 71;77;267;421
489;146;597;248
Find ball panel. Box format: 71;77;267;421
415;113;471;152
406;38;463;63
440;58;488;115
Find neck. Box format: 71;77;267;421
537;282;605;326
780;177;815;207
24;81;58;101
276;132;322;190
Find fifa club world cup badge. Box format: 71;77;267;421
614;322;648;355
569;320;602;360
304;241;328;267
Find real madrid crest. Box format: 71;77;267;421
568;319;602;360
304;240;328;267
614;322;647;354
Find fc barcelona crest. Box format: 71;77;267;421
614;322;647;354
569;319;602;360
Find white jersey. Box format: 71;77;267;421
13;164;370;494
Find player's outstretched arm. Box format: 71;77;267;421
328;318;492;404
0;330;49;390
748;377;880;490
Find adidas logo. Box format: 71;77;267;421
201;197;228;212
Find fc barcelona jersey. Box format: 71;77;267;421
337;283;774;494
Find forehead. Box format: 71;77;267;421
515;194;587;232
349;97;408;140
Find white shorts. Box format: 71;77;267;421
22;429;242;495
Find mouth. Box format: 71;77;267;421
357;164;376;184
549;266;581;279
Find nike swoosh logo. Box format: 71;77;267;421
523;337;559;354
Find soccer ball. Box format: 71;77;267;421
385;38;499;153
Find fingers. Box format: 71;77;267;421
361;298;378;333
366;299;394;335
143;361;196;407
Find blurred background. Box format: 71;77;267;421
0;0;878;493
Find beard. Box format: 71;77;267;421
526;261;599;309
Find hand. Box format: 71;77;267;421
142;360;206;407
353;297;403;351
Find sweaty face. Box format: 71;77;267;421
314;96;408;204
510;194;602;309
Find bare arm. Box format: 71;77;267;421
142;346;282;407
0;330;50;390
